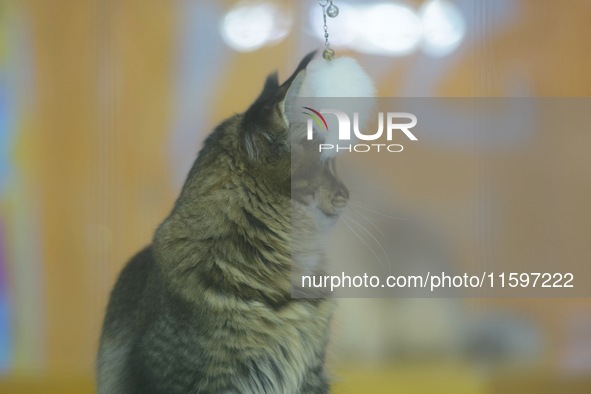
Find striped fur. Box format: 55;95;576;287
98;52;347;393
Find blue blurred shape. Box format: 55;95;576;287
0;221;11;371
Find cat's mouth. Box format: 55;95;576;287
316;193;349;218
294;192;348;220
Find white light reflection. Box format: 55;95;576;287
220;2;292;52
359;3;423;56
221;1;466;57
307;1;467;58
419;0;466;57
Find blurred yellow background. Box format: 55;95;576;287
1;0;591;393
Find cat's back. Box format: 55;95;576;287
97;246;157;394
104;247;155;324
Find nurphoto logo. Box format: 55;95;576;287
303;107;418;153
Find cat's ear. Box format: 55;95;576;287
277;51;316;124
248;51;315;112
242;52;316;160
253;72;280;107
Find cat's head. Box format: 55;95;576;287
244;52;349;223
190;52;349;226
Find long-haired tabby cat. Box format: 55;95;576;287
97;52;349;394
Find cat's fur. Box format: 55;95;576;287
97;52;349;394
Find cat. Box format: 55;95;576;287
97;51;349;394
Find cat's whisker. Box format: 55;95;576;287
342;216;389;270
342;218;387;269
346;206;386;239
343;214;392;272
347;201;406;221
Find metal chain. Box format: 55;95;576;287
318;0;337;60
322;3;330;49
